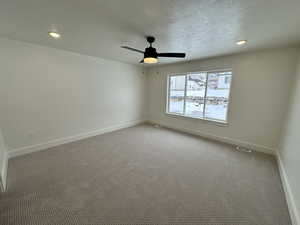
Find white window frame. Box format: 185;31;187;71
166;69;233;125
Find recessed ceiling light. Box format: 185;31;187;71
48;31;61;39
236;40;247;45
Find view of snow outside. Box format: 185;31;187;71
168;72;232;122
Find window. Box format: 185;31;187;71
167;70;232;123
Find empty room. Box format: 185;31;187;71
0;0;300;224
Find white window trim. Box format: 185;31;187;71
165;69;233;125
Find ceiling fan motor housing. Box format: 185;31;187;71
144;47;157;59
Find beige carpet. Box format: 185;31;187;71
0;124;291;225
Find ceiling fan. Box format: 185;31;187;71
121;36;186;64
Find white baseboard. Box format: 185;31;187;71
0;150;8;192
8;119;145;159
147;120;275;155
277;152;300;225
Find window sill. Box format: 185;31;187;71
165;112;229;127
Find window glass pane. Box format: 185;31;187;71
169;98;184;114
185;73;207;118
169;75;185;114
205;71;232;121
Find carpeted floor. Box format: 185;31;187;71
0;124;291;225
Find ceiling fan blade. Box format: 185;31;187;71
157;53;186;58
121;46;144;54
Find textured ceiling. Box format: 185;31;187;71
1;0;300;65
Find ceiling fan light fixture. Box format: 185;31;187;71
143;57;158;64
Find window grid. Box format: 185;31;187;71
183;75;187;115
202;72;209;119
167;70;232;123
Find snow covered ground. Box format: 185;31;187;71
169;87;230;121
170;89;229;98
169;99;228;121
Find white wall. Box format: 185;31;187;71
0;38;146;151
147;47;300;153
278;53;300;225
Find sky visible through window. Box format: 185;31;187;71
168;71;232;122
